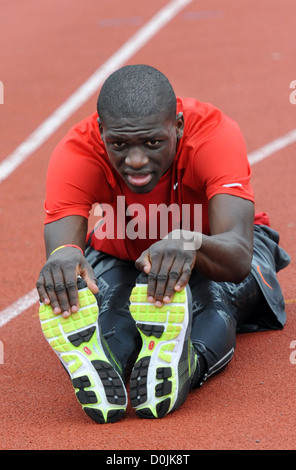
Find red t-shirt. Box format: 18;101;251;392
44;97;267;261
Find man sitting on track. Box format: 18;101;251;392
36;64;290;424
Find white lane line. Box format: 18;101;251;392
0;0;192;184
248;129;296;165
0;289;39;328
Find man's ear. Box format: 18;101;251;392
97;118;104;140
175;112;184;139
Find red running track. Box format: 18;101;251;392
0;0;295;450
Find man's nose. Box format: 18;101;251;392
125;147;149;168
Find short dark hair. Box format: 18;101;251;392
97;64;177;123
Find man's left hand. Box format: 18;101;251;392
135;229;202;306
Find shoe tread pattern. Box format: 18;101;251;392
39;287;127;423
129;285;188;419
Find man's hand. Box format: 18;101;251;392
135;230;202;306
36;246;98;318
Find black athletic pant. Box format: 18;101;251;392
84;247;263;387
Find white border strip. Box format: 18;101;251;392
0;0;192;184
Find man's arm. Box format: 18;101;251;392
194;193;254;282
136;194;254;306
36;215;98;317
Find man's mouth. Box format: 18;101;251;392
126;173;153;186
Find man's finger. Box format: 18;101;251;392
78;261;99;295
39;267;65;314
146;251;164;302
36;274;50;305
173;259;193;292
162;256;185;303
135;251;152;274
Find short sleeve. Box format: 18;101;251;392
44;114;115;223
190;112;254;203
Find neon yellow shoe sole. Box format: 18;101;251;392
129;284;192;419
39;286;127;423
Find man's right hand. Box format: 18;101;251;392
36;246;98;318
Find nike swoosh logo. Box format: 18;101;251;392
256;265;273;290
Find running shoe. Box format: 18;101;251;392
129;279;196;419
39;279;127;424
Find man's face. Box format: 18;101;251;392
99;112;184;193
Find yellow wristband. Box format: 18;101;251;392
50;244;84;257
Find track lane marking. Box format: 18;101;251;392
0;289;39;328
248;129;296;165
